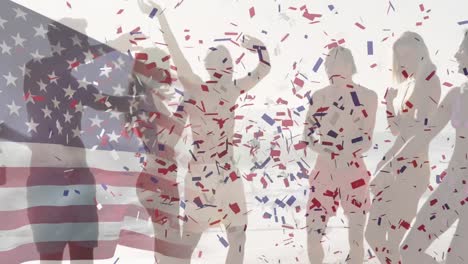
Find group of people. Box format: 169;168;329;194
304;30;468;264
1;0;468;263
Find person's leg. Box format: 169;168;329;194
221;170;248;264
386;163;431;264
180;228;203;263
69;243;94;263
401;179;462;264
39;248;65;264
306;212;329;264
446;217;468;264
225;225;247;264
366;194;392;263
347;212;366;264
385;188;424;263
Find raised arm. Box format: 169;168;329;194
234;35;271;93
138;0;202;88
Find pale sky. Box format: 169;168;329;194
12;0;468;135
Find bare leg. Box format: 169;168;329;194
347;212;366;264
307;213;328;264
39;251;64;264
180;229;203;264
225;226;247;264
366;200;390;264
446;217;468;264
69;244;94;263
401;179;461;264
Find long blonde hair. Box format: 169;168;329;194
392;31;434;83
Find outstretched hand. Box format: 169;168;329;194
108;32;147;52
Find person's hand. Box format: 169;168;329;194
108;32;147;52
138;0;162;15
241;35;264;52
385;87;398;102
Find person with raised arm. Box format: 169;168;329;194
138;1;271;263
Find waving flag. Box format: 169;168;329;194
0;1;186;262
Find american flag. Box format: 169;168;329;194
0;1;187;262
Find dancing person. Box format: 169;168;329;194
138;1;271;263
397;30;468;264
303;46;378;264
366;31;441;264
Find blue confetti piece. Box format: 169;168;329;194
400;165;407;173
458;20;468;25
158;144;165;151
180;201;186;209
262;196;269;203
255;196;263;203
214;38;231;42
312;57;323;72
101;184;108;190
63;190;69;196
367;41;373;55
261;113;275;126
275;199;286;208
149;8;158;18
150;176;159;183
350;91;361;106
123;166;129;171
74;189;81;194
327;130;338;138
286;196;296;206
296;105;305;112
218;235;229;247
328;5;335;11
175;88;184;96
352;136;363;143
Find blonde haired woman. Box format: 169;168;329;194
366;31;441;264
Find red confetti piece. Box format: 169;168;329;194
443;82;453;87
351;178;366;189
229;203;240;214
294;77;304;88
249;7;255;18
355;22;366;30
426;70;436;80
